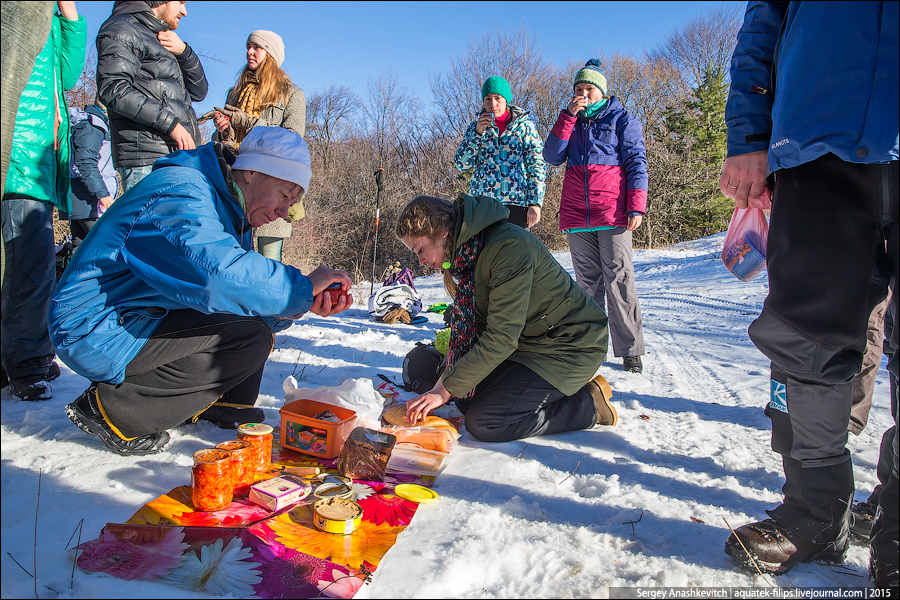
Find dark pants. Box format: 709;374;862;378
456;361;597;443
749;154;897;564
95;310;273;439
70;218;97;246
1;197;56;380
505;205;529;229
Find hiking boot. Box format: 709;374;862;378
724;518;847;575
65;387;169;456
10;378;52;401
623;356;643;373
47;361;61;381
870;560;899;589
195;403;266;429
587;374;617;426
8;358;61;401
849;499;878;541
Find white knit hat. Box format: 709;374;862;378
247;30;285;67
232;126;311;196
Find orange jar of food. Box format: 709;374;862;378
191;448;234;512
237;423;274;472
215;440;254;497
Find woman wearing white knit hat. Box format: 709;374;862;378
213;29;306;263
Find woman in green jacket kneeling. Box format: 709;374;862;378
396;194;617;443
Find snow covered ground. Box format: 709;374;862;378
1;232;892;598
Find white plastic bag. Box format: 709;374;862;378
283;376;385;430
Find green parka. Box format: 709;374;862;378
441;194;609;398
3;12;87;211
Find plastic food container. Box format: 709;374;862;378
279;399;357;459
191;448;234;512
385;445;450;476
215;440;254;497
722;237;766;282
237;423;274;472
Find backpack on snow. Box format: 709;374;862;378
401;342;444;394
368;268;422;321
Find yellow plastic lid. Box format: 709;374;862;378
394;484;438;503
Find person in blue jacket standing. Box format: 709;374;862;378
66;101;118;245
719;2;898;586
50;127;352;456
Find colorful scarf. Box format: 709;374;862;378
446;230;485;399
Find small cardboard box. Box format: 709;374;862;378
248;477;310;512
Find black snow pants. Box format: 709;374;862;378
748;153;898;566
95;310;274;439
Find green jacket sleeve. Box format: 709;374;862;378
441;236;534;397
58;14;87;91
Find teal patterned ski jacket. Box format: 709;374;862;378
453;105;546;208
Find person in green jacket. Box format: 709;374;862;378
396;193;617;442
1;1;87;401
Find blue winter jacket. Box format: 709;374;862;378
49;142;314;384
725;1;899;168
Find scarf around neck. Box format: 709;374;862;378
580;97;609;120
446;229;486;399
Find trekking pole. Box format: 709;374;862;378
370;168;385;296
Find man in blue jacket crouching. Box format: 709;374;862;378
49;126;352;456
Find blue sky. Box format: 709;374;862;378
74;1;743;116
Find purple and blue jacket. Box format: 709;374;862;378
543;96;648;230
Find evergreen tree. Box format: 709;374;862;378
658;63;731;240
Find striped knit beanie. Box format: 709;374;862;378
574;59;607;95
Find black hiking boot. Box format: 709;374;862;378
195;403;266;429
870;560;899;590
623;356;643;373
849;499;879;541
8;358;61;401
725;518;847;575
587;374;617;426
65;387;169;456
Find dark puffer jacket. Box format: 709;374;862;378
96;1;208;168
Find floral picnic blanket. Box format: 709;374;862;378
73;444;436;598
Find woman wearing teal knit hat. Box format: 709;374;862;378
453;76;546;230
543;59;649;375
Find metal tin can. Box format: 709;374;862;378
237;422;274;472
312;498;363;535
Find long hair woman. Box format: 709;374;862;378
212;30;306;262
396;193;617;443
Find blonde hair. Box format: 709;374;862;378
230;54;293;110
395;196;458;297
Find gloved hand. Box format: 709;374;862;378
382;307;412;325
214;105;257;131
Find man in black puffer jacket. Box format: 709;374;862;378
96;1;207;191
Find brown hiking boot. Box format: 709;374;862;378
588;374;617;426
725;518;847;575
